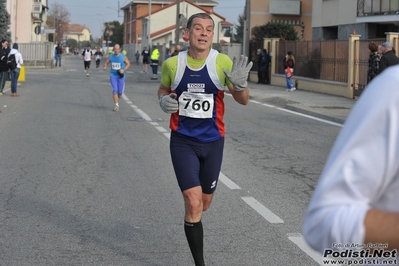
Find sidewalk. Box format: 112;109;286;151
247;82;356;124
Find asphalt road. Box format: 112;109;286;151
0;55;342;266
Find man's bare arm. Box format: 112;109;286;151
364;209;399;249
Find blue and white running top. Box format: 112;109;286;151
109;53;125;78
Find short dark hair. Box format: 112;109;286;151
1;39;8;44
186;13;214;30
368;42;378;53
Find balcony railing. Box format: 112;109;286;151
32;2;42;14
358;0;399;16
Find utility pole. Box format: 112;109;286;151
148;0;152;50
243;0;250;56
174;0;180;46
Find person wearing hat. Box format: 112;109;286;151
8;43;23;97
378;41;399;74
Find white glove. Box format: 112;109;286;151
223;55;253;91
159;93;178;114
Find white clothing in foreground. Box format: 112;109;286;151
303;65;399;265
8;49;23;68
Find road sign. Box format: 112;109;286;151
34;25;41;35
42;28;55;34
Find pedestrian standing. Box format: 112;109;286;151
150;47;160;80
135;50;140;65
262;49;271;84
171;44;182;57
82;44;93;77
256;49;262;84
303;65;399;265
55;43;62;67
0;39;10;95
165;49;171;60
367;42;380;84
284;51;296;92
378;41;399;74
158;13;252;266
103;44;131;112
141;47;150;73
8;43;23;97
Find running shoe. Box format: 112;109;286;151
113;105;119;112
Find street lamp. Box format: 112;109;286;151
104;23;114;55
95;13;105;50
106;3;123;17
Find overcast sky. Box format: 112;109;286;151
53;0;245;38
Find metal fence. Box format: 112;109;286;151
18;42;55;68
276;40;349;83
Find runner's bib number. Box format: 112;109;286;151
179;92;214;119
111;63;121;70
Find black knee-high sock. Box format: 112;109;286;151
184;220;205;266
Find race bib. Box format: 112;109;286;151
111;62;121;70
179;92;214;119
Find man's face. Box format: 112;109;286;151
114;45;121;55
2;41;8;48
187;17;214;51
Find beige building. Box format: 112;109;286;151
250;0;313;40
313;0;399;40
6;0;49;43
121;0;233;48
64;24;91;43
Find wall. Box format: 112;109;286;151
313;0;357;28
250;0;313;40
247;35;382;99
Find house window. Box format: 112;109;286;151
364;0;399;14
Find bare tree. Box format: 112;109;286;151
47;2;70;43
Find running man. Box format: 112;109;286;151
141;47;150;73
158;13;252;266
103;44;131;112
82;44;93;77
94;47;103;69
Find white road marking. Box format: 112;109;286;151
288;234;325;265
163;133;170;140
276;107;343;127
155;126;167;133
241;196;284;223
219;172;241;190
226;93;343;127
122;94;328;265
